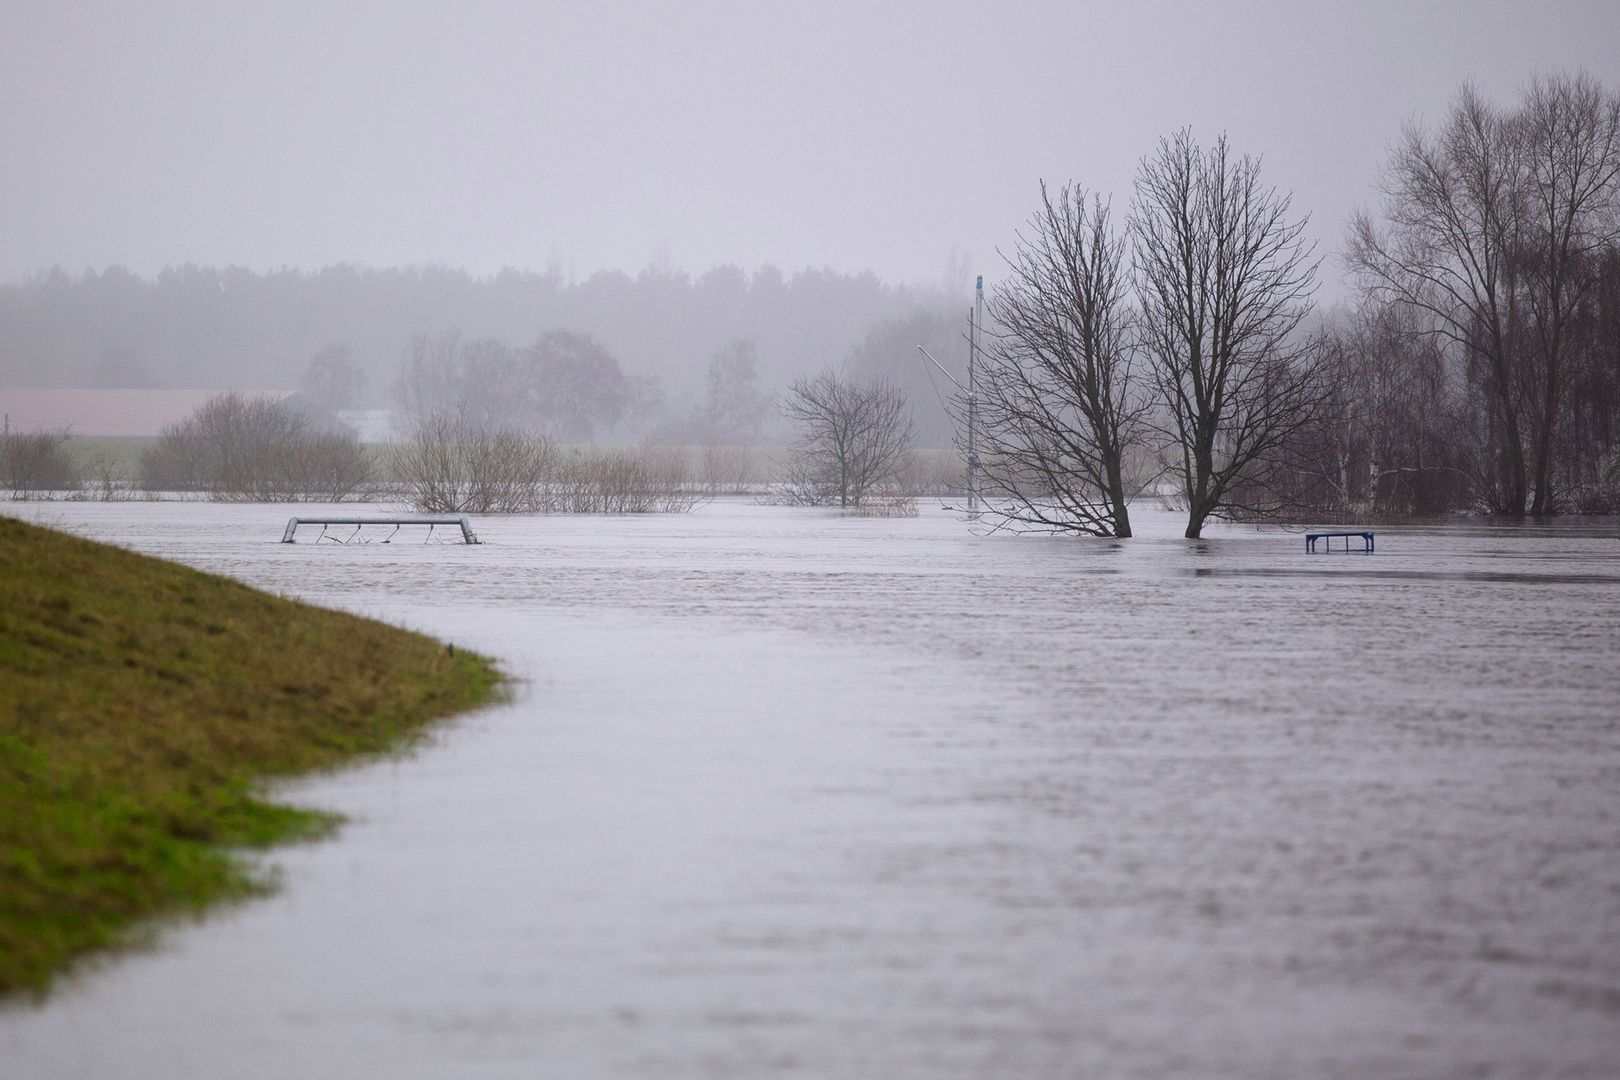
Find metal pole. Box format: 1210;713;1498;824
967;276;982;518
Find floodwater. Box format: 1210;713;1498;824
3;500;1618;1079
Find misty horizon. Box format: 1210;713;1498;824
5;2;1618;294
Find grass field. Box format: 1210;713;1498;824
53;439;968;493
0;515;502;995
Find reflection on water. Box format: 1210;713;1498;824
2;501;1618;1079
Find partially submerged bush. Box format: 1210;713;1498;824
393;414;700;514
544;447;702;513
1;430;80;498
848;485;919;517
392;413;559;513
140;393;373;501
698;444;768;495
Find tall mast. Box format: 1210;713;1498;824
967;275;982;518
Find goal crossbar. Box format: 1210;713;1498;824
281;516;480;544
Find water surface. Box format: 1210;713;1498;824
3;501;1617;1079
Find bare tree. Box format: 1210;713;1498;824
393;332;469;423
1563;242;1620;510
1347;85;1529;514
1348;75;1620;516
393;330;642;443
1269;303;1473;519
697;340;769;444
977;183;1145;536
1514;72;1620;514
519;331;635;442
1132;130;1324;538
299;345;371;412
780;370;913;507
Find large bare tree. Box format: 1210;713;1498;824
1346;86;1530;514
780;370;913;507
1132;130;1323;538
1515;73;1620;514
977;183;1145;536
1349;77;1620;516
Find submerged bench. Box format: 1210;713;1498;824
281;516;480;544
1305;531;1374;554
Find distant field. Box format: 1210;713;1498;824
56;439;968;494
63;439;150;481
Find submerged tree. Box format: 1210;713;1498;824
1514;72;1620;514
1133;130;1325;538
1347;86;1530;515
977;183;1145;536
1348;74;1620;516
780;370;913;507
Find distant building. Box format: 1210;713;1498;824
335;409;404;443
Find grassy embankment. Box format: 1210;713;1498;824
0;515;501;995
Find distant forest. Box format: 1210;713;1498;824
0;263;973;445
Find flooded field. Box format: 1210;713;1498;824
3;500;1618;1079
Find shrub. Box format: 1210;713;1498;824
1;430;80;497
391;413;557;513
392;415;700;514
542;447;702;514
140;393;373;501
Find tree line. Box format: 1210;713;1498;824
1342;72;1620;518
971;71;1620;537
0;260;961;438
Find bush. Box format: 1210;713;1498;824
1;430;80;497
392;415;700;514
543;447;702;514
698;444;767;495
391;413;558;513
140;393;373;501
848;485;919;517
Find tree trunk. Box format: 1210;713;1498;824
1530;317;1564;517
1185;436;1214;538
1488;351;1528;517
1105;448;1132;537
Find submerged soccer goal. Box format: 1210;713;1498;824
280;516;481;544
1305;531;1374;554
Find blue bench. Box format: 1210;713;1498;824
1306;531;1374;554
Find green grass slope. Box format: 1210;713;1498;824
0;515;501;994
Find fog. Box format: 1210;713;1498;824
3;2;1617;288
3;3;1618;440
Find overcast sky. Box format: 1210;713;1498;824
3;1;1618;298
